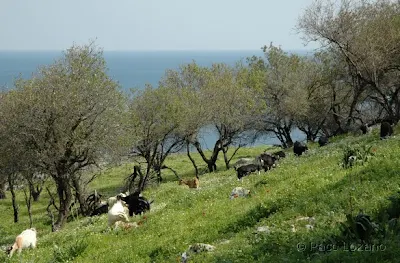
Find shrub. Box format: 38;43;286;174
339;213;379;243
341;144;375;169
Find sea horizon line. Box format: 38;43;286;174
0;48;316;53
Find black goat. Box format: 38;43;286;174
272;150;286;159
360;124;368;134
90;203;109;216
380;122;393;139
293;141;308;156
318;136;329;147
259;153;277;172
236;163;262;180
121;192;152;216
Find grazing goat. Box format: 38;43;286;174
107;196;129;227
236;163;262;180
380;121;393;139
7;228;37;258
179;177;200;189
258;153;277;172
318;136;329;147
233;158;256;170
121;192;152;217
293;141;308;156
272;150;286;159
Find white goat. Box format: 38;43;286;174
8;228;37;258
107;196;130;227
107;192;128;209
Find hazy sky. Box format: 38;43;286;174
0;0;319;51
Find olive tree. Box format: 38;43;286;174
250;45;312;147
162;62;264;173
160;63;210;175
298;0;400;124
0;90;40;223
1;42;126;230
127;84;185;190
201;62;265;170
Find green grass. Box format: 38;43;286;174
1;127;400;262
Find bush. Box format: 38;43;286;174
339;213;379;243
341;144;375;169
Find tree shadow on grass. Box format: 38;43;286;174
220;203;279;237
238;160;400;262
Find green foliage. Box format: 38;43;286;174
341;144;375;169
50;239;88;263
298;0;400;123
339;213;379;243
386;190;400;220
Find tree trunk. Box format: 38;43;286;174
8;175;18;223
54;177;72;231
222;146;230;170
138;167;147;193
223;145;242;170
127;166;140;193
274;130;287;148
186;142;199;177
155;170;162;183
0;182;6;199
72;176;88;216
193;140;222;173
24;188;33;228
283;126;294;147
46;187;57;232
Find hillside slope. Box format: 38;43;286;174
1;127;399;263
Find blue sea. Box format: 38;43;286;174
0;50;306;149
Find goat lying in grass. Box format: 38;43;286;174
107;192;128;209
7;228;37;258
107;195;130;227
90;201;109;216
121;192;152;216
178;177;200;189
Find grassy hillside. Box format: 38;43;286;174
1;127;400;263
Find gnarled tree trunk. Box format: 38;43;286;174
53;177;72;231
0;182;6;199
186;142;199;177
193;140;222;173
72;175;88;216
8;174;18;223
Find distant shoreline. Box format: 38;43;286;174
0;49;314;53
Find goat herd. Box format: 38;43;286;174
4;121;396;258
233;140;312;180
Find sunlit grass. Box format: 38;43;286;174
0;128;399;262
